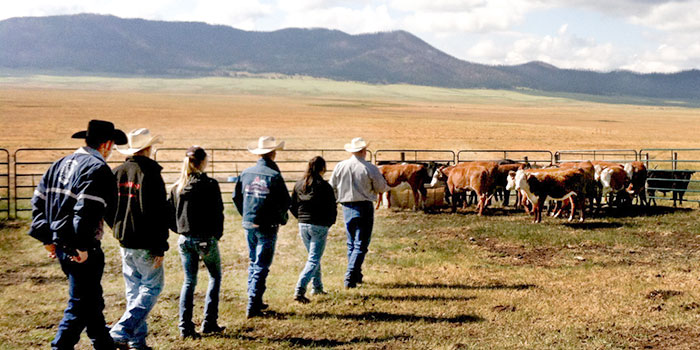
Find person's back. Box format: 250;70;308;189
329;137;389;289
112;155;170;254
233;136;291;317
171;172;224;239
108;128;169;350
28;119;126;350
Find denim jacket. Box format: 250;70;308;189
233;158;291;228
28;147;118;252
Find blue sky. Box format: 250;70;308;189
2;0;699;73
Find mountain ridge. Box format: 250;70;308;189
1;14;699;101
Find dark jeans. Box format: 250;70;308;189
245;225;278;313
178;236;222;333
52;246;115;350
342;201;374;286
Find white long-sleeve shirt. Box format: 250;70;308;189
329;155;390;203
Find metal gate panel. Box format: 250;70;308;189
13;148;128;217
374;149;455;165
457;150;553;166
554;149;638;163
0;149;9;219
639;148;700;206
155;148;358;205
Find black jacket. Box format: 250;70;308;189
169;173;224;240
111;156;170;256
290;177;337;227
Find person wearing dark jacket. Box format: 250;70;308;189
169;146;225;339
109;128;170;350
29;119;127;350
233;136;291;318
290;156;337;303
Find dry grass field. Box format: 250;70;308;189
1;76;700;349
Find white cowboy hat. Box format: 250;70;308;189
344;137;369;152
247;136;285;155
116;128;162;155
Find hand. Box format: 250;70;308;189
153;256;164;269
71;250;88;263
44;244;56;259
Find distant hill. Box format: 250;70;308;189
1;14;699;102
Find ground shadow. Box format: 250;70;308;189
592;205;693;218
352;294;477;302
563;222;623;229
373;282;536;291
218;328;412;348
265;310;484;324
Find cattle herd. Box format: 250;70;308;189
377;160;696;223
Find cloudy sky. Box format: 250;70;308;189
2;0;699;73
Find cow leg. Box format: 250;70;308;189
503;190;511;207
386;190;392;209
567;197;576;222
376;193;382;209
419;184;428;211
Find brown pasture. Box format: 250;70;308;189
2;77;700;350
1;81;699;151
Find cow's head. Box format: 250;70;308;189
429;166;448;187
506;169;529;191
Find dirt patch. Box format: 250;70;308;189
607;325;700;350
646;290;683;300
492;305;516;312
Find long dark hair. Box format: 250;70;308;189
302;156;326;192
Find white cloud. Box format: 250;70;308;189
463;28;624;71
281;4;395;33
396;0;538;34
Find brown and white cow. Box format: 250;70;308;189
377;163;429;210
444;162;497;215
506;168;586;223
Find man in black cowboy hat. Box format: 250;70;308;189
29;119;127;350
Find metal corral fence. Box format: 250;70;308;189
154;148;369;205
555;149;639;163
373;150;456;209
639;148;700;207
374;149;455;165
457;149;553;166
0;149;9;219
13;148;131;218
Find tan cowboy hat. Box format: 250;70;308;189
344;137;369;152
116;128;162;155
247;136;285;155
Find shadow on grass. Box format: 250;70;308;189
373;282;536;291
353;294;477;302
593;205;694;218
263;310;484;324
219;329;412;348
563;222;623;229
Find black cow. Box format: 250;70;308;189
646;169;695;207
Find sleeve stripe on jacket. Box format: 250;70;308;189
45;187;107;207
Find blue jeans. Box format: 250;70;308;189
52;246;114;350
245;224;278;312
109;248;164;348
178;235;222;333
342;202;374;286
295;223;329;296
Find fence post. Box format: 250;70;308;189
673;152;678;170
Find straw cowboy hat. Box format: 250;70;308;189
71;119;128;145
344;137;369;152
247;136;285;155
115;128;162;155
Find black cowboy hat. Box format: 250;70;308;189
71;120;128;145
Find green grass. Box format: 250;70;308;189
1;205;700;349
0;74;585;106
